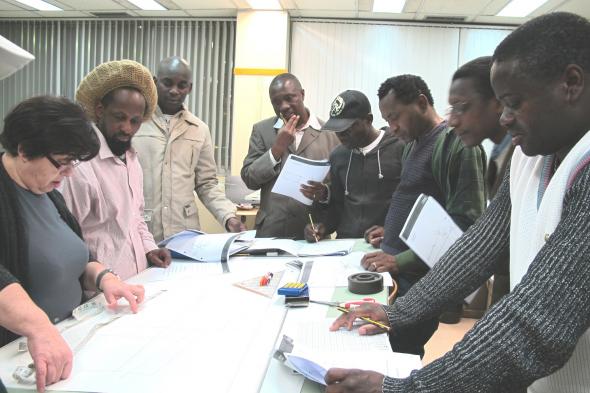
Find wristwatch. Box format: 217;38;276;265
95;268;117;291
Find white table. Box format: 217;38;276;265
0;253;419;393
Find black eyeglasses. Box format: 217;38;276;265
45;155;81;171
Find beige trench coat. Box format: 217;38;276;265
133;107;236;242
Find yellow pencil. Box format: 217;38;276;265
308;213;319;243
337;306;391;332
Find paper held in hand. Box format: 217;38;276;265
271;154;330;205
399;194;463;268
399;194;478;303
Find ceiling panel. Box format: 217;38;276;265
473;15;527;24
0;1;22;10
183;8;237;16
0;0;589;23
56;0;125;10
481;0;510;15
558;0;590;15
172;0;236;8
358;11;416;20
403;0;423;13
293;0;357;11
295;9;358;18
418;0;489;15
134;9;189;16
36;10;92;17
0;10;41;17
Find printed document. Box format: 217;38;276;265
271;154;330;205
399;194;478;303
399;194;463;268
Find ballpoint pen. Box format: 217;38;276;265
308;213;319;243
336;306;391;332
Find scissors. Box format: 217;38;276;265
309;297;376;309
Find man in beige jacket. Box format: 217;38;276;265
134;56;244;242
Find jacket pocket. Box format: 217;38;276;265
183;201;200;230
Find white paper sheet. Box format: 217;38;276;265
399;194;463;268
399;194;478;303
271;154;330;205
306;251;393;287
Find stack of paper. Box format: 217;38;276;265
271;154;331;205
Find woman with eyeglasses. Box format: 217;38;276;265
0;95;145;393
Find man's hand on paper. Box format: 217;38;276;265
226;216;246;232
28;324;73;392
361;251;398;276
325;368;384;393
271;114;299;160
364;225;384;248
300;180;328;202
100;275;145;313
329;302;390;336
146;247;172;268
304;222;326;242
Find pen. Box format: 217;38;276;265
336;306;391;332
308;213;319;243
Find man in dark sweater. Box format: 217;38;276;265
326;12;590;393
302;90;405;240
363;75;487;354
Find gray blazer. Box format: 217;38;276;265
241;115;340;239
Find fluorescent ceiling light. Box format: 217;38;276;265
497;0;550;17
14;0;62;11
246;0;282;10
127;0;167;11
373;0;406;13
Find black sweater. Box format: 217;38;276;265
322;132;405;238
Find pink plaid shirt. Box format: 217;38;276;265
61;125;158;280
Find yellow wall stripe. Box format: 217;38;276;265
233;67;288;76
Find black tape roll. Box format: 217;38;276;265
348;272;383;295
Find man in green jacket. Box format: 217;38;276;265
364;74;487;356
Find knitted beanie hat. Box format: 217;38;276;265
75;59;157;122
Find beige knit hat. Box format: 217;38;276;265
75;59;157;122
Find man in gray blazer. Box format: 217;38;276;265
241;73;340;239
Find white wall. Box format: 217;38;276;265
290;20;512;130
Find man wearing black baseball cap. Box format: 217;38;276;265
302;90;405;241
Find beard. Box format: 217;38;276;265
105;136;131;157
97;122;132;156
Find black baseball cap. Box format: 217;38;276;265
322;90;372;133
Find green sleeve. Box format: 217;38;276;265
434;130;487;231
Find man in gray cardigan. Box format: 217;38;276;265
325;12;590;393
241;73;340;239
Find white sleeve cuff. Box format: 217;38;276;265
268;149;281;166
